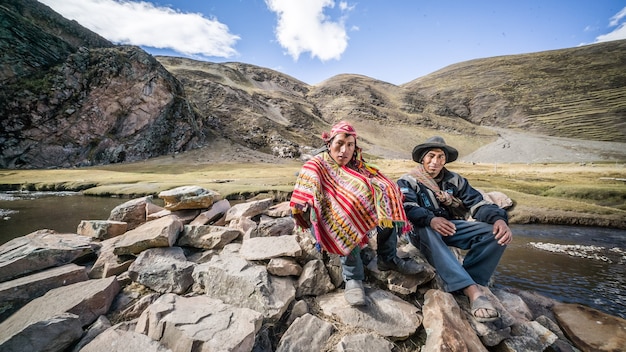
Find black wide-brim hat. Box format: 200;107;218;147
412;136;459;163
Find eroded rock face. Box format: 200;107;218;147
1;45;205;169
0;4;205;169
0;0;113;84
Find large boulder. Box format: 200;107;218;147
0;277;120;351
553;302;626;351
127;247;195;294
317;286;422;340
79;325;173;352
108;197;153;231
114;215;182;255
158;186;220;211
421;289;487;352
136;293;263;352
192;245;295;320
0;230;98;282
0;263;88;321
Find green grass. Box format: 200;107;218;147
542;184;626;208
1;160;625;228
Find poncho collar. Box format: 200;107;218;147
290;152;410;255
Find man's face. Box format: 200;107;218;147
328;134;356;166
421;148;446;177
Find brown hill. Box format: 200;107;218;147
156;59;494;161
403;41;626;142
1;0;625;168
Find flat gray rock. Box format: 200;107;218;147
317;286;422;340
136;293;263;352
0;263;88;321
80;325;173;352
0;230;98;282
276;313;334;352
0;277;120;351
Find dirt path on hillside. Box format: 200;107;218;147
460;128;626;164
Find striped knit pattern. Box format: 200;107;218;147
290;152;410;256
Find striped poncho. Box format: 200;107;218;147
290;152;410;256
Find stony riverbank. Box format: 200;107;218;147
1;185;625;351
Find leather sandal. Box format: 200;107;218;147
471;296;500;323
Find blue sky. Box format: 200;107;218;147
39;0;626;85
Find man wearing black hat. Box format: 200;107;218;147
397;136;513;322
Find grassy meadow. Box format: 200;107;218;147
1;158;625;229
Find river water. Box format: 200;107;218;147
1;191;625;319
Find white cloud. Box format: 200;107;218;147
595;23;626;42
265;0;351;61
339;1;355;12
609;7;626;27
39;0;239;58
595;6;626;43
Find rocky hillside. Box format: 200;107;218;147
1;0;625;169
0;0;207;169
0;0;113;83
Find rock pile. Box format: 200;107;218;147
1;185;625;351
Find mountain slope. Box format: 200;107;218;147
155;57;325;157
0;1;205;168
403;40;626;142
0;0;624;169
0;0;113;83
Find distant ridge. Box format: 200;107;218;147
1;0;625;168
403;40;626;142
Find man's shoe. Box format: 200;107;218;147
344;280;366;306
377;256;423;275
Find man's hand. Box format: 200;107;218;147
493;219;512;245
429;217;456;236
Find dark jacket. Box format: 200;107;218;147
397;168;508;228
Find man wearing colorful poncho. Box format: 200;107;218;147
290;121;422;306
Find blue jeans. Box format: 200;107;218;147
341;245;365;281
409;220;506;292
340;226;399;281
309;225;399;282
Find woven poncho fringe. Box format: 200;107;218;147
290;152;411;256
